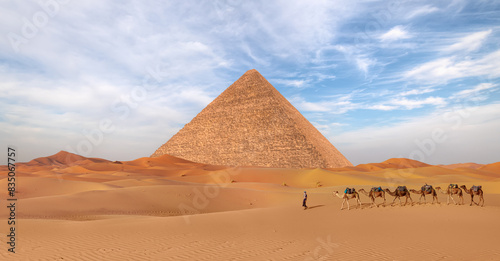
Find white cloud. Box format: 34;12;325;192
290;93;358;114
389;97;447;109
379;26;412;42
318;45;377;75
447;29;492;53
356;57;377;74
399;88;436;96
272;79;310;88
367;96;447;111
407;5;439;19
293;90;448;114
404;50;500;83
294;99;347;113
451;83;498;100
367;104;398;111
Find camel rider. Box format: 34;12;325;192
303;191;308;209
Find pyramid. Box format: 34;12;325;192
151;69;352;168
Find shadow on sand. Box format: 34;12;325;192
305;205;325;210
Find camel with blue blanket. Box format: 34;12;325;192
460;185;484;206
358;187;386;207
409;184;439;204
334;188;361;210
384;186;413;206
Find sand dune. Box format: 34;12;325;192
439;162;484;169
1;151;499;260
26;151;87;166
479;162;500;173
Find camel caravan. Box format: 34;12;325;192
333;184;484;210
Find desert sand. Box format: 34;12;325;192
1;151;500;260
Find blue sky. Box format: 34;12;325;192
1;0;499;165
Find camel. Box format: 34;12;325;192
460;185;484;206
435;184;464;205
358;187;386;207
334;189;362;210
409;184;439;204
384;186;413;206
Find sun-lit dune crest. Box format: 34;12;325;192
350;158;431;172
352;163;389;172
439;163;484;170
125;154;196;167
479;162;500;173
25;150;111;167
58;165;92;174
27;150;87;166
381;158;431;168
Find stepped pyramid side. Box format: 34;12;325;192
151;69;352;168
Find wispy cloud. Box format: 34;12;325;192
379;26;412;42
389;97;447;109
366;96;447;111
356;57;377;74
272;79;310;88
407;5;439;19
291;96;356;114
367;104;398;111
292;90;447;114
446;29;492;53
324;45;377;75
399;88;436;96
450;83;499;100
404;50;500;84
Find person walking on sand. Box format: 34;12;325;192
303;191;308;209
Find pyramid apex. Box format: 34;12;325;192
243;69;260;75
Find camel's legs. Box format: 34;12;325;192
473;194;480;206
470;194;475;206
419;194;426;204
346;199;350;210
341;199;346;210
449;194;457;205
398;197;402;206
357;197;362;209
